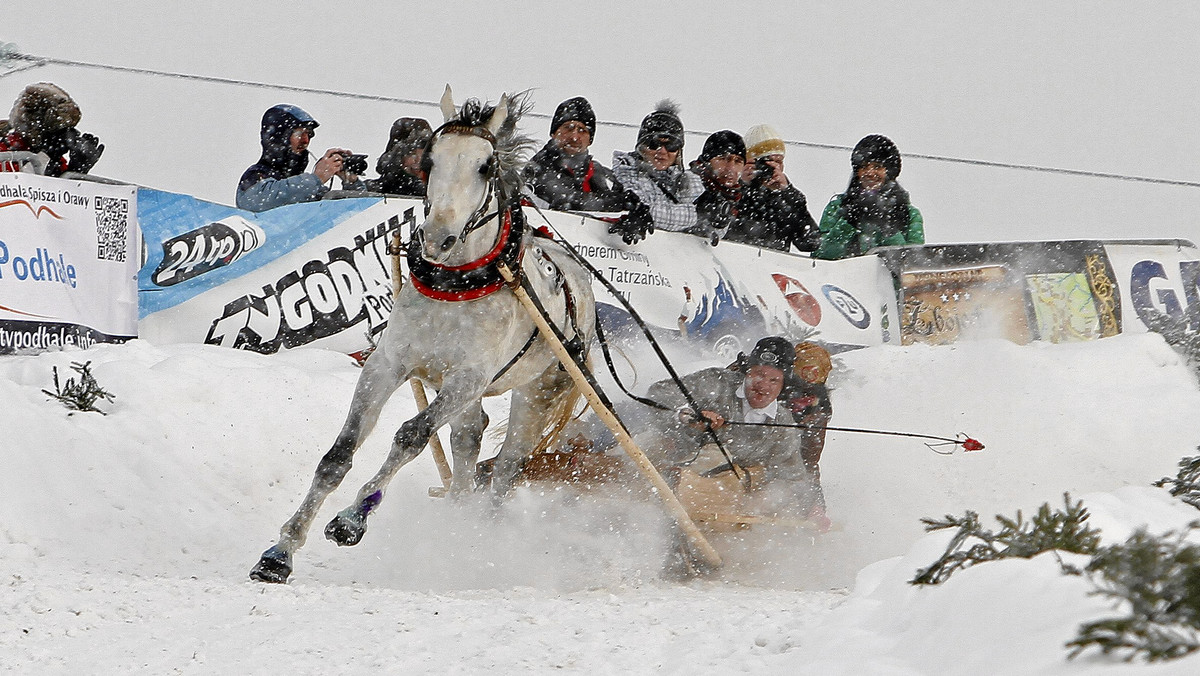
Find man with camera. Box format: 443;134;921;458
0;83;104;177
236;104;363;212
725;124;818;253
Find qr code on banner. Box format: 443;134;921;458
95;196;130;262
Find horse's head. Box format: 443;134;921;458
418;86;531;266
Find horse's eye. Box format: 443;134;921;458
479;157;494;176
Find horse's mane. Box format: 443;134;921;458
449;91;535;199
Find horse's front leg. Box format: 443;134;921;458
323;371;490;547
250;348;408;583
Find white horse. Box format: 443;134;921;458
251;88;596;583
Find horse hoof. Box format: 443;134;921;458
250;546;292;584
324;511;366;547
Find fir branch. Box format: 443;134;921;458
911;493;1101;585
41;361;115;415
1154;454;1200;510
1067;525;1200;662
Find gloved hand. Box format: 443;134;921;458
609;198;654;245
65;131;104;174
695;191;733;245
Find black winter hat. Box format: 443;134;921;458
743;336;796;376
550;96;596;138
851;134;901;179
698;130;745;163
637;99;684;148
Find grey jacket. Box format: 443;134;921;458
642;367;811;486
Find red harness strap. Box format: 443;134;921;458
409;208;525;302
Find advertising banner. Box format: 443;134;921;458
545;213;897;355
138;193;900;358
1103;240;1200;334
0;173;138;353
876;241;1122;345
137;189;415;356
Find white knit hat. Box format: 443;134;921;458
744;124;785;161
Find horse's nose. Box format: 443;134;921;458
439;235;458;252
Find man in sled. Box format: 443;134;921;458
636;336;830;530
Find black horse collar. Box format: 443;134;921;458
408;205;527;302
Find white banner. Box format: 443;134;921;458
546;212;897;352
138;192;903;358
0;173;138;353
1104;241;1200;332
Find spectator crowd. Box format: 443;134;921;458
0;83;924;261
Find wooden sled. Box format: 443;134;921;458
486;449;831;535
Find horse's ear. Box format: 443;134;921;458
440;85;456;122
485;93;509;136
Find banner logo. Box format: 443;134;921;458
1129;258;1200;330
772;273;821;325
822;283;871;329
152;216;266;286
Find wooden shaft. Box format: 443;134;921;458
497;263;722;570
393;230;454;490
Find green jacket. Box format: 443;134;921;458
813;193;924;260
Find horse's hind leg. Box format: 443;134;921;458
490;366;578;498
250;350;408;583
324;372;489;547
448;402;488;495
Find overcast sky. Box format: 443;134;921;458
7;1;1199;244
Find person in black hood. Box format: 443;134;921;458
236;104;360;212
814;134;924;259
365;117;432;197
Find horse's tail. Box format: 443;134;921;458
529;354;590;455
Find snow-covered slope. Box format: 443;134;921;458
2;336;1199;673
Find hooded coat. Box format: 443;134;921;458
236;105;328;212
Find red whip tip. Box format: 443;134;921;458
961;438;984;452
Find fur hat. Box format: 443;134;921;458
637;99;684;148
744;124;785;161
697;130;745;164
743;336;796;377
550;97;596;138
851;134;901;179
377;117;433;176
386;117;432;154
793;341;832;384
8;83;81;145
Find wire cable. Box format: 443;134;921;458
4;49;1199;188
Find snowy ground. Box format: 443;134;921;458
3;335;1200;673
6;2;1200;673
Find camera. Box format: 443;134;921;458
339;152;368;176
753;157;774;183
